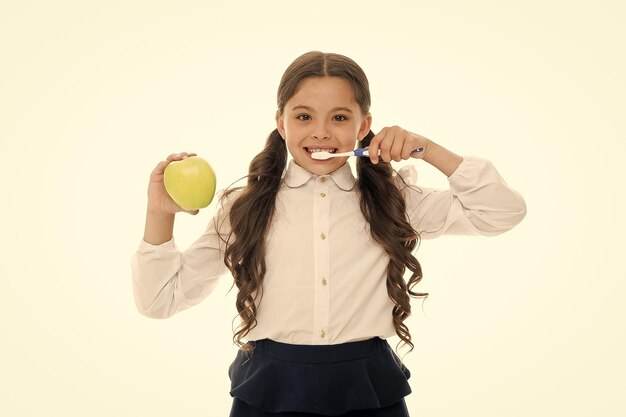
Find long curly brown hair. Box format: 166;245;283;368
214;51;428;366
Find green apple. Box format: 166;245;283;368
163;156;216;210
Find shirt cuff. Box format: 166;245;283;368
138;236;177;252
447;156;500;193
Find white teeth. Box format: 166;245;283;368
308;148;336;153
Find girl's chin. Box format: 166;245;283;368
302;162;347;177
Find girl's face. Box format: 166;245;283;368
276;76;372;176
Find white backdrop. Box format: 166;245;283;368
1;0;624;416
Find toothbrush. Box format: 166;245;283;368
311;146;424;160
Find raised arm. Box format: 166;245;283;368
367;127;526;239
130;189;237;318
396;151;527;239
131;152;238;318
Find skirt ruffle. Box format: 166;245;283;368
228;337;411;416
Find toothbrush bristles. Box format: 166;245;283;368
311;151;331;160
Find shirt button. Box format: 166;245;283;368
320;233;326;240
320;329;326;338
320;177;326;183
322;277;327;286
320;192;326;197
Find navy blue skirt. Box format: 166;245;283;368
227;337;412;416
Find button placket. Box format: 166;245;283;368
313;176;330;343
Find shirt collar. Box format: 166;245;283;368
283;159;356;191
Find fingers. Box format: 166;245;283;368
368;127;425;164
390;135;404;162
368;127;387;164
369;127;401;164
166;152;197;161
153;152;198;175
401;140;416;160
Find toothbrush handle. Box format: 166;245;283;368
356;147;424;157
353;147;369;157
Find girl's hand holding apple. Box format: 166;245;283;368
147;152;202;216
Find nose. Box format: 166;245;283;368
312;121;330;140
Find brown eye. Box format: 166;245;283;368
297;114;311;121
334;115;347;121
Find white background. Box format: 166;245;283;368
1;0;624;416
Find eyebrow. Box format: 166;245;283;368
291;105;353;113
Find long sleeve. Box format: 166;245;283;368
130;189;237;319
396;156;527;239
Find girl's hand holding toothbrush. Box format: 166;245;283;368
367;126;431;164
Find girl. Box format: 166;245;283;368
131;51;526;417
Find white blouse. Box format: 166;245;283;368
130;156;526;345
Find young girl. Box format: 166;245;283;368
131;51;526;417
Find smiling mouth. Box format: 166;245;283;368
304;147;338;154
